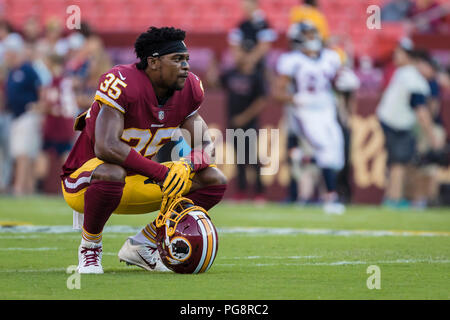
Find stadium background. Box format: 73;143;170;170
1;0;450;204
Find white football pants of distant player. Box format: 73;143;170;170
293;103;345;172
291;97;345;214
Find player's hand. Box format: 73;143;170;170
335;67;360;92
161;161;191;199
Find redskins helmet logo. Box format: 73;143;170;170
168;236;192;263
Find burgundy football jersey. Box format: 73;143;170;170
61;63;204;178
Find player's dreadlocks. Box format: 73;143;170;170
135;26;186;70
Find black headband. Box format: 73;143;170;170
146;40;188;58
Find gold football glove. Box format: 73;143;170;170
161;161;191;199
157;160;194;215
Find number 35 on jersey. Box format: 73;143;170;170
99;73;127;99
95;72;128;113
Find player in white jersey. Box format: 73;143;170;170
274;22;359;214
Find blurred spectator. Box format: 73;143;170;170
0;18;111;194
406;50;447;207
22;16;42;45
224;0;276;202
437;65;450;89
0;20;22;67
70;23;112;111
0;20;17;193
0;82;11;193
3;34;42;196
23;17;53;87
414;51;443;122
408;0;449;34
65;23;95;79
228;0;277;75
289;0;329;41
35;55;78;190
65;31;89;78
382;0;450;33
381;0;413;21
35;17;69;58
376;38;442;208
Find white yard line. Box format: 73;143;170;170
0;247;59;251
216;259;450;267
1;225;449;237
219;227;450;237
0;267;66;273
0;225;140;234
0;235;41;239
220;255;321;260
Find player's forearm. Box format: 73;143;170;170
95;138;169;182
123;148;168;182
96;141;169;182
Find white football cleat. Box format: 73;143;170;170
118;238;171;272
77;240;104;274
323;201;346;215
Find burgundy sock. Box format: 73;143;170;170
83;180;125;235
185;184;227;210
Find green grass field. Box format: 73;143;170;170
0;196;449;300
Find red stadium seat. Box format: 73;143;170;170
0;0;414;61
4;0;39;19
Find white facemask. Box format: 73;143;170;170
303;39;322;52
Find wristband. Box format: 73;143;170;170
185;149;211;172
